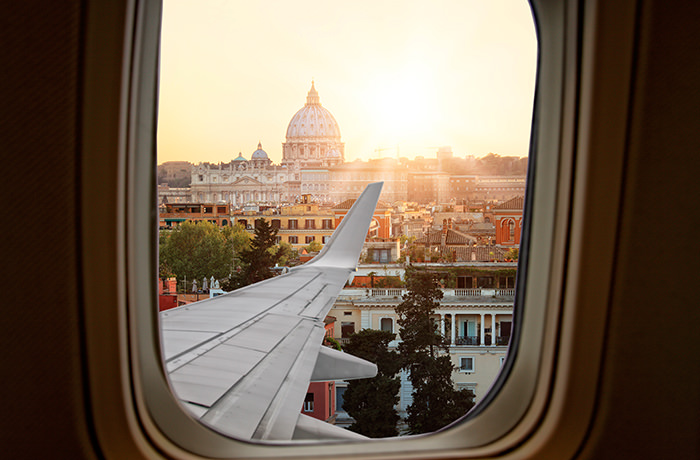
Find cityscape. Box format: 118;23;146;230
157;0;535;442
158;81;527;437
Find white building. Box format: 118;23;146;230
329;286;513;410
189;82;344;206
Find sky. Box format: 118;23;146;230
157;0;537;165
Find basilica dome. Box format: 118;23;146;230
251;142;269;160
285;82;341;140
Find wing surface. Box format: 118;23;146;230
161;183;383;440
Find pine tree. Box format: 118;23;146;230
342;329;401;437
230;219;280;288
396;268;474;434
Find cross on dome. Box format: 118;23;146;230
306;81;320;106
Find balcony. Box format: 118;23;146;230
339;288;516;299
452;335;510;347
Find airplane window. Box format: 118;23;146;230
154;0;535;447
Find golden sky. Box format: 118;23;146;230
157;0;537;164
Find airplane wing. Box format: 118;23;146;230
160;183;383;441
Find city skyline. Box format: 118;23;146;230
157;0;537;165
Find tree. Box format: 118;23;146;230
221;222;251;268
342;329;401;438
304;240;322;253
504;247;519;261
159;221;233;288
273;241;296;266
229;218;280;288
396;268;474;434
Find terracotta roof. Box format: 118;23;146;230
414;228;477;245
415;232;443;245
445;228;476;244
334;198;389;210
495;195;524;210
452;246;507;262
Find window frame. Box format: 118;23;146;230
78;0;638;458
459;356;475;373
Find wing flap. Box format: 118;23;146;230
310;345;378;382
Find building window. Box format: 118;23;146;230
305;219;315;229
238;219;247;228
460;357;475;372
335;385;347;413
303;393;314;412
380;317;393;332
305;236;315;244
372;248;391;263
344;311;352;316
271;219;281;229
288;236;298;244
322;235;330;244
341;322;355;338
288;219;298;229
457;383;477;402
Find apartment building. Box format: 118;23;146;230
158;203;232;229
329;275;514;406
233;199;335;249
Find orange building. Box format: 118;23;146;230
301;318;337;423
333;199;393;239
494;196;524;246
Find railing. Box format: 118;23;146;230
496;336;510;346
455;336;480;346
338;287;516;299
452;288;482;296
452;336;510;346
369;288;404;297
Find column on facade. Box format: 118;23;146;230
440;313;445;336
480;313;485;347
360;310;370;331
491;313;497;346
451;313;456;346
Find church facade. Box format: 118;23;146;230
189;82;344;206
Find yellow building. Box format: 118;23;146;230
232;200;335;249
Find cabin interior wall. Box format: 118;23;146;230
581;0;700;458
0;1;95;458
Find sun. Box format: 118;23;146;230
366;67;440;149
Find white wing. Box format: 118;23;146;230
161;183;383;441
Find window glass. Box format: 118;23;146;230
157;0;535;442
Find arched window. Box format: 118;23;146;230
509;220;516;240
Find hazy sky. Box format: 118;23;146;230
157;0;537;164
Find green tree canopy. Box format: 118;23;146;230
304;240;322;253
504;247;519;261
273;241;296;266
159;221;234;286
342;329;401;438
396;268;474;434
